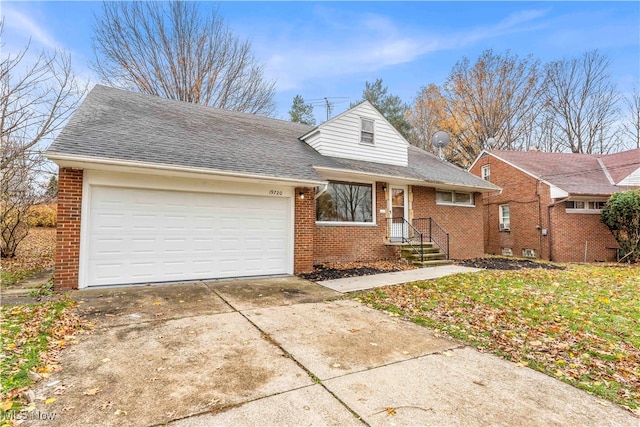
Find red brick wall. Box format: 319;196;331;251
313;182;398;263
549;204;618;262
411;187;485;259
470;155;551;259
55;168;83;290
294;187;315;273
470;154;617;262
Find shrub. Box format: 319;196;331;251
26;203;57;227
601;190;640;263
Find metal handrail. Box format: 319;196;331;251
386;217;424;262
411;218;450;259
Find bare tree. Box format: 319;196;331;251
1;23;85;171
1;20;86;257
92;1;276;115
408;50;543;167
620;88;640;149
542;50;620;154
442;50;543;166
1;140;47;258
406;84;447;154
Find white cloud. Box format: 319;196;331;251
260;7;550;92
3;5;59;50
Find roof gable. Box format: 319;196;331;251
300;101;408;167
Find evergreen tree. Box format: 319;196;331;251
289;95;316;126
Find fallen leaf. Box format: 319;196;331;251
386;407;396;416
1;400;13;411
45;397;57;404
102;358;111;363
114;409;128;416
83;387;101;396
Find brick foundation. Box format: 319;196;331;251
54;168;83;290
293;187;316;273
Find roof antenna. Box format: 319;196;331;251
324;98;333;121
432;131;451;160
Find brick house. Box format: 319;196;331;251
46;85;498;290
469;149;640;262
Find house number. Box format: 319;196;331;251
269;190;283;196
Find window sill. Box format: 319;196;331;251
316;221;377;227
566;209;603;214
435;202;476;208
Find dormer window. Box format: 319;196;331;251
360;118;374;145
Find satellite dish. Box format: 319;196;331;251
486;137;496;147
432;131;450;160
432;131;451;148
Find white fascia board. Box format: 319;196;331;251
46;153;327;187
549;184;569;199
313;166;501;193
467;149;491;171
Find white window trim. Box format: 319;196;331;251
435;190;475;207
565;200;606;214
315;180;377;226
360;117;375;145
499;204;510;231
481;165;491;181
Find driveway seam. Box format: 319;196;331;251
207;285;370;426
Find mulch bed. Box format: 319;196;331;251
299;260;415;281
456;257;565;270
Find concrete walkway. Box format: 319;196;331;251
318;264;480;292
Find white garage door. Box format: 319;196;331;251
86;186;290;287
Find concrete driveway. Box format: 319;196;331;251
30;276;637;427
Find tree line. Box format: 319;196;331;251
291;50;639;168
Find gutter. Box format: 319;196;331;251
46;153;328;187
313;165;500;193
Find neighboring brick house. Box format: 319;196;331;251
469;149;640;263
46;85;498;290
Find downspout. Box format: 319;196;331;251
546;197;569;262
314;183;328;200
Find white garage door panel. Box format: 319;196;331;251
87;186;290;287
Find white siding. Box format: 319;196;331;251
618;167;640;186
304;102;408;166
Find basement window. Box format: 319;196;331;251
522;249;536;258
501;247;513;256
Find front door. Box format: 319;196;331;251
390;186;408;242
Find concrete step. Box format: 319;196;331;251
401;247;441;256
411;259;453;267
405;252;447;261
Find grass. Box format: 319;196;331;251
352;263;640;411
0;298;83;413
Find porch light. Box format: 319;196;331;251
299;191;305;199
382;184;387;192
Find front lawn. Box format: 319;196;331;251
352;264;640;411
0;299;84;414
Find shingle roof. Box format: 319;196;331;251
47;85;497;191
488;149;640;196
600;148;640;184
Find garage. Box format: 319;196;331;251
85;185;291;287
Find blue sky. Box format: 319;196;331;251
3;1;639;124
